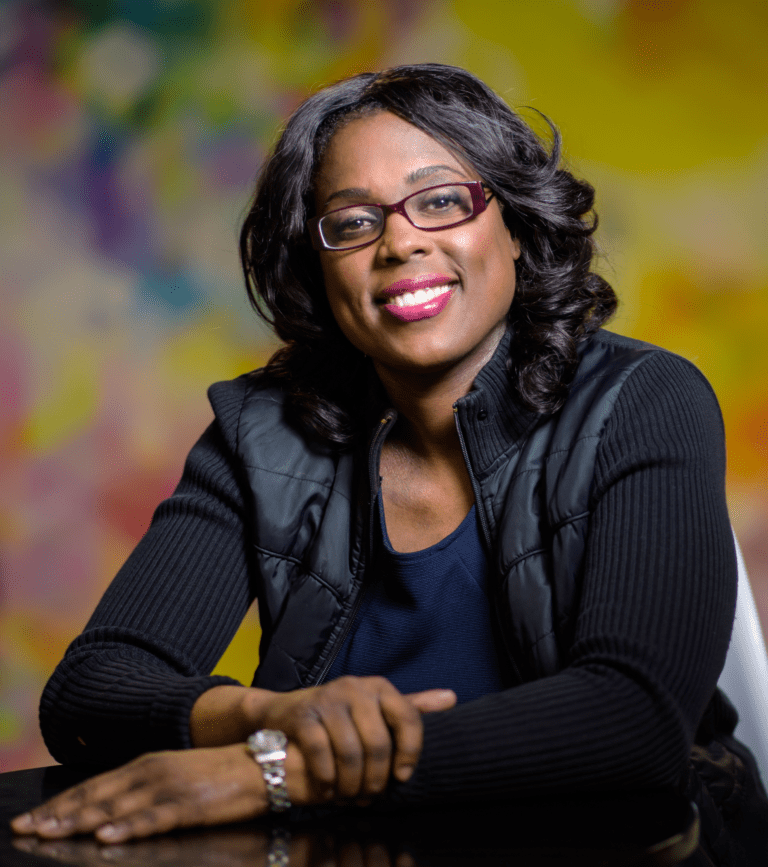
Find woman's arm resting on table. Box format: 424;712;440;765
13;683;456;842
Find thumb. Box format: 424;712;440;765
405;688;457;714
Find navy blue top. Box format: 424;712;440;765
326;492;507;703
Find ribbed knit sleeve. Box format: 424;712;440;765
39;377;256;767
388;351;737;802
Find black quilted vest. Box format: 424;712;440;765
237;329;665;691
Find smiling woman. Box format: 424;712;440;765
12;64;768;865
243;66;615;447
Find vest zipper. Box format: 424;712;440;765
313;411;396;685
452;404;492;551
453;402;523;685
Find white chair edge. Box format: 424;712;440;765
717;531;768;785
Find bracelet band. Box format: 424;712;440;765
247;729;291;813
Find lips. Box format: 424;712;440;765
381;274;456;297
380;275;456;323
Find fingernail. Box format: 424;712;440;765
11;813;33;832
394;764;414;782
97;824;123;842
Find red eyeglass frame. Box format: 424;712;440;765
307;181;491;251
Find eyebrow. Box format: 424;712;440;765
322;164;466;209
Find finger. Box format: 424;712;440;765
405;688;457;714
64;784;168;839
378;690;423;783
317;705;365;798
34;782;162;841
94;802;187;844
94;762;263;842
11;753;188;840
292;711;338;792
348;699;393;796
11;764;149;838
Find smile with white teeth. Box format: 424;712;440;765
390;284;453;308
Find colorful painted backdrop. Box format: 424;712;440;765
2;0;767;772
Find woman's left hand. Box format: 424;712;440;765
10;744;290;843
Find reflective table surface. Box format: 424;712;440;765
1;765;712;866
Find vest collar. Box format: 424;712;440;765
453;328;542;477
362;328;542;476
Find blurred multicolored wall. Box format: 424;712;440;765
1;0;767;771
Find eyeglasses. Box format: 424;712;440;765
307;181;491;251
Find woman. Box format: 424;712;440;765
12;64;765;862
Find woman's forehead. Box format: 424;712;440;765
314;111;477;205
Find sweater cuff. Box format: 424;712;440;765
41;666;243;767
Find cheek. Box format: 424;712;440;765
453;211;511;252
458;222;518;284
318;258;371;346
320;259;353;316
324;285;362;333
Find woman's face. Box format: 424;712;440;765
314;111;520;379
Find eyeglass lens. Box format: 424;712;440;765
319;184;477;249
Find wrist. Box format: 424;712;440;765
190;685;264;747
232;743;272;814
245;736;328;810
240;687;276;733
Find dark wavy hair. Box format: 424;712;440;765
240;63;617;446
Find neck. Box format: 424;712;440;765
373;328;504;460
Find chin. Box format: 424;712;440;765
377;342;475;375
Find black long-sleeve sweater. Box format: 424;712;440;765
40;349;738;803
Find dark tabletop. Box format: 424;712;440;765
1;765;714;867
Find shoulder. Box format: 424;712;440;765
207;369;285;419
207;371;341;483
573;328;697;383
571;329;722;424
586;329;722;414
206;370;287;452
581;332;727;482
539;330;726;489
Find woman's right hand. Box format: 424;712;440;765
190;678;456;800
251;677;456;799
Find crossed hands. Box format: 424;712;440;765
11;676;456;844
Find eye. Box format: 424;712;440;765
338;215;376;233
411;185;473;223
423;190;463;211
323;207;382;241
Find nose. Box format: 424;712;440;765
375;211;432;263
